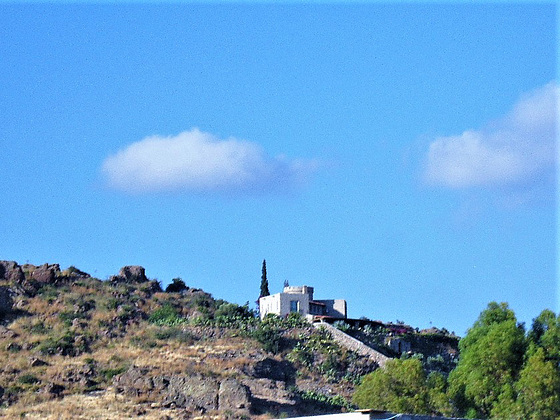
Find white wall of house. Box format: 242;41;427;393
258;285;346;320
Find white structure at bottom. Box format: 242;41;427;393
259;285;347;321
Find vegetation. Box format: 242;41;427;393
353;302;560;419
3;261;558;419
165;277;188;293
0;261;375;418
259;259;270;297
353;358;451;415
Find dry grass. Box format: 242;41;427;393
2;387;175;419
2;388;275;420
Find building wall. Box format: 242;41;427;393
258;286;346;320
315;299;347;319
259;291;311;319
259;294;280;318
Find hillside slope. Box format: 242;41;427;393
0;261;457;419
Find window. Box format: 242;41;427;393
290;300;299;313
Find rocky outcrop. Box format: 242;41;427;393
0;261;25;283
248;358;296;382
24;263;60;284
218;378;251;411
110;266;149;284
113;367;251;414
0;286;13;316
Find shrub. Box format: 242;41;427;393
296;388;353;411
165;278;188;293
214;302;256;328
58;310;88;327
17;374;40;385
148;304;186;326
252;325;283;354
99;365;128;382
38;330;89;356
287;342;314;367
284;312;308;328
333;320;350;332
153;326;193;343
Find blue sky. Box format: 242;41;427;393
0;3;556;335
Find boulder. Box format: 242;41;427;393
164;375;219;411
113;367;154;396
0;286;13;316
218;377;251;412
44;383;65;398
110;266;149;284
0;326;18;339
250;358;296;382
29;263;60;284
0;261;24;283
119;266;148;283
113;368;253;413
30;358;49;367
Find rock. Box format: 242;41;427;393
0;286;13;316
218;378;251;412
0;261;25;283
243;378;294;404
44;383;65;398
0;326;18;339
113;367;154;396
71;318;87;329
164;375;219;411
113;368;247;413
29;263;60;284
250;358;296;382
30;358;48;367
51;363;97;390
5;342;22;352
118;266;148;283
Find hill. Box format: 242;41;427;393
0;261;458;419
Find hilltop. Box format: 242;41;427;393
0;261;458;419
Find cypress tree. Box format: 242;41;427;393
260;259;270;297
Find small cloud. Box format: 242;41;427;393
101;128;319;195
424;81;557;189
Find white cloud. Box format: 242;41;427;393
102;128;319;194
424;81;557;189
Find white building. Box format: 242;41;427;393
277;410;474;420
259;285;347;321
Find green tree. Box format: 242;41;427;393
448;302;526;418
527;309;560;362
427;372;453;416
353;358;430;414
260;259;270;297
514;347;560;419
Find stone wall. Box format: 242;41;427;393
313;322;391;368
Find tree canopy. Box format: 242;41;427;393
352;303;560;419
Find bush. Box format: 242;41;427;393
296;388;353;411
214;302;256;328
38;330;89;356
17;374;40;385
153;326;193;343
333;320;351;332
252;325;283;354
287;342;314;368
99;366;128;382
148;304;185;326
165;278;188;293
